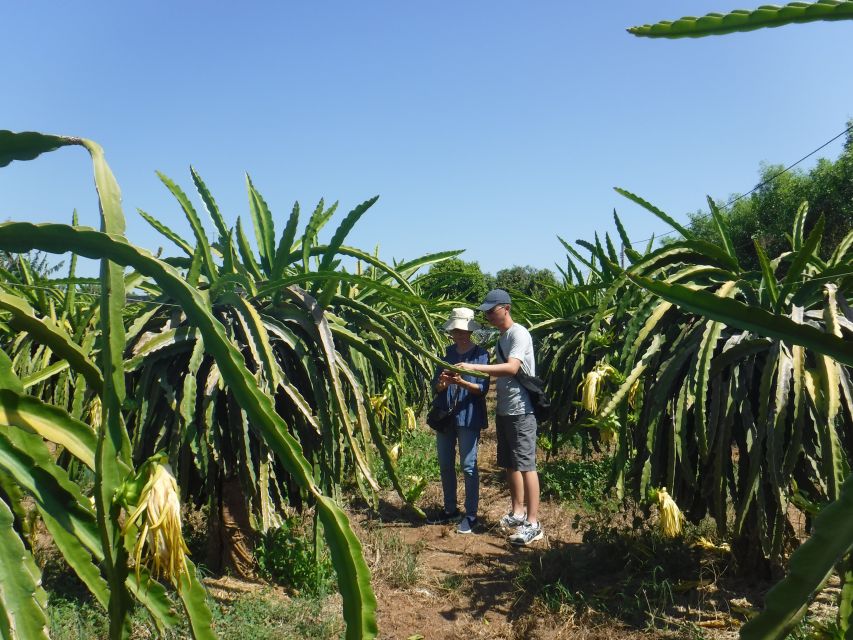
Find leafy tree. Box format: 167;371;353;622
684;124;853;270
417;257;492;304
494;265;557;299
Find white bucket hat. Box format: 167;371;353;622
442;307;481;332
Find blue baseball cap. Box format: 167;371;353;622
477;289;512;311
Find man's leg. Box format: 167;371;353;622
506;415;543;545
521;470;540;525
512;413;539;525
497;415;525;521
506;469;525;516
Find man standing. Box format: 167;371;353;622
457;289;543;545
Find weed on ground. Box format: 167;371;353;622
539;455;614;509
254;514;336;596
47;588;343;640
362;522;425;589
376;424;440;503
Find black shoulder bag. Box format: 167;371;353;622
426;384;460;433
496;340;551;423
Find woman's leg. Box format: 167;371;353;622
458;427;480;518
435;427;458;513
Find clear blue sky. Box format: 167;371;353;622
2;2;852;278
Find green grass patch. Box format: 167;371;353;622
255;515;336;596
212;590;343;640
47;589;343;640
376;424;440;493
48;592;181;639
516;507;738;633
539;456;613;508
48;596;112;639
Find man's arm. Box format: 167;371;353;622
457;358;521;377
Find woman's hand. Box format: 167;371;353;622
436;370;454;391
446;371;482;396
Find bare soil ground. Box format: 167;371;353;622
348;426;838;640
174;423;839;640
351;428;658;640
177;418;840;640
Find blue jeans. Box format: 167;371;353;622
436;426;480;518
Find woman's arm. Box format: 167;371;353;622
447;372;483;395
449;347;492;395
476;348;490;394
433;347;453;392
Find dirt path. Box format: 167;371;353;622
358;428;595;640
197;423;837;639
358;427;838;640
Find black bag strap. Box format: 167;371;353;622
496;338;545;395
447;384;460;411
434;375;462;413
495;339;507;365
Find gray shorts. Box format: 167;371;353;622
495;413;538;472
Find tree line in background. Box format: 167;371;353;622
423;123;853;305
419;259;558;305
684;121;853;271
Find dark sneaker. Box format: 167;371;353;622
457;516;477;534
508;521;543;546
426;508;460;525
499;511;526;532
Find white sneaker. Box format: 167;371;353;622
508;521;543;546
499;511;526;532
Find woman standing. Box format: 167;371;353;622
427;308;489;533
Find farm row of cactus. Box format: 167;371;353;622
1;124;850;639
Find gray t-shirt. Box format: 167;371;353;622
495;323;535;416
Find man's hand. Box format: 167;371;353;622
455;362;476;372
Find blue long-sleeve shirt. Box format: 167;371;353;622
432;344;490;429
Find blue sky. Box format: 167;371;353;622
2;2;852;278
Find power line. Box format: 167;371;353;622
625;122;853;247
